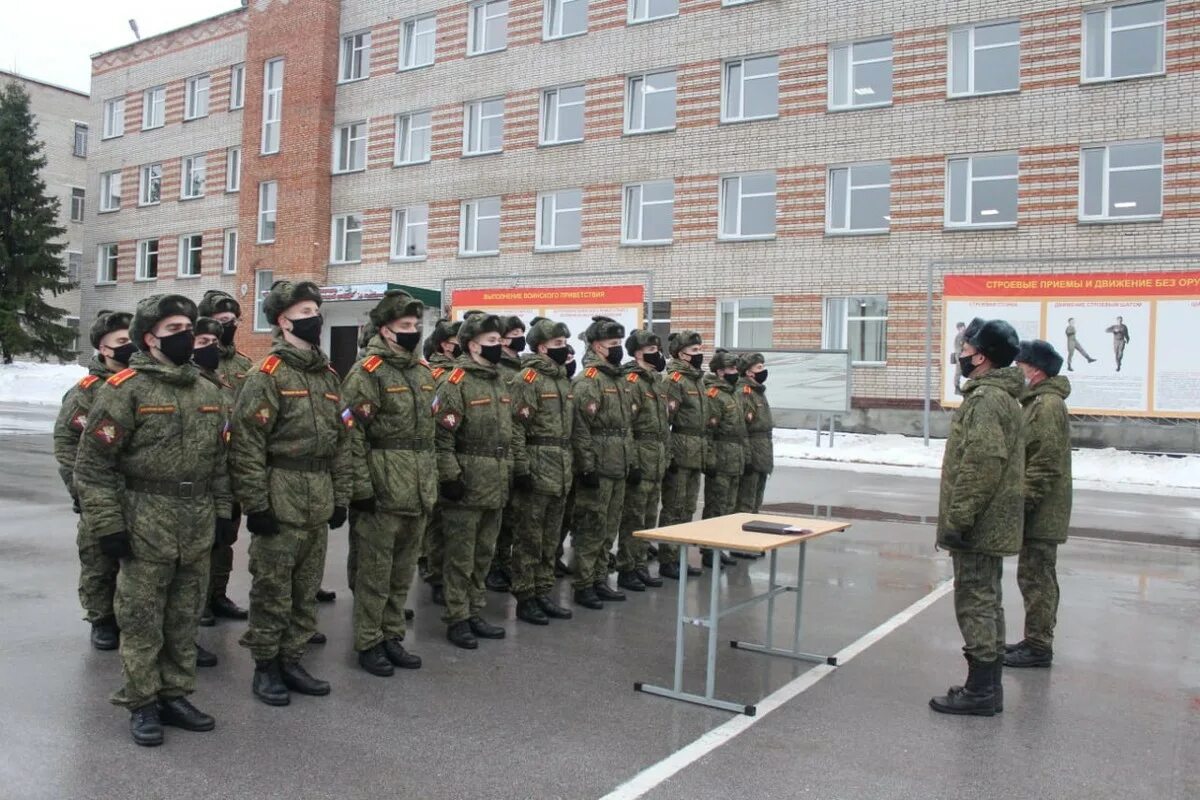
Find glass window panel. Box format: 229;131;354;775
856;38;892;61
950;29;970;94
1111;26;1164;77
855;59;892;104
850;185;889;230
1110;141;1161;168
1109;168;1162;216
725;62;743;116
1082;149;1105;216
830;46;849;105
721;179;739;235
973;153;1018;178
852;163;890;187
976;21;1018;47
972;177;1018;224
974;46;1019;93
829;169;848;227
1112;1;1164;27
643;200;673;241
948;159;968;222
741;193;776;236
1085;13;1107;78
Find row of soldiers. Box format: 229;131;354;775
55;281;774;746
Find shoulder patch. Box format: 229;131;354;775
743;384;753;395
585;367;598;379
523;368;538;384
706;387;719;398
448;368;466;385
670;371;683;383
79;375;101;390
431;367;446;380
260;355;282;375
107;368;137;387
626;372;639;383
363;355;384;373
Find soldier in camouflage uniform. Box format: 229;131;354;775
229;281;355;706
699;350;747;568
570;316;634;609
75;294;232;746
615;329;669;592
344;320;378;593
555;344;578;577
433;313;521;648
420;318;463;606
655;331;707;580
930;318;1024;717
734;353;774;559
1006;340;1072;669
485;315;527;594
341;291;435;676
54;309;134;650
508;317;576;625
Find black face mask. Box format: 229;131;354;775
155;330;196;366
389;329;421;353
193;343;221;371
507;336;526;354
604;345;623;367
478;343;503;364
109;342;137;366
219;322;237;347
546;346;570;365
754;369;768;385
723;372;739;386
959;355;979;379
287;315;323;346
645;352;666;372
565;360;577;379
688;353;704;371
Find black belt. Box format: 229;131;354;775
371;438;432;451
634;432;668;442
590;429;627;437
749;431;773;439
456;442;509;459
268;455;332;473
125;476;211;498
712;435;744;443
527;436;570;448
671;426;704;436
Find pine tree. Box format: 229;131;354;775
0;82;76;363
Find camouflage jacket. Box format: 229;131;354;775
53;356;114;495
229;339;354;527
937;366;1025;556
1021;376;1073;544
427;351;457;382
74;354;233;560
664;357;707;471
216;343;254;395
497;352;523;385
571;351;634;479
510;353;575;497
702;374;747;476
433;357;520;509
625;363;670;481
737;377;774;475
341;336;439;515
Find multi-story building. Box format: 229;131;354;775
82;0;1199;432
1;70;88;355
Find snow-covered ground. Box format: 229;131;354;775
0;361;85;405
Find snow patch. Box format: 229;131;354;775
0;362;87;405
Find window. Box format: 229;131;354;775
463;97;504;155
223;228;238;274
545;0;587;39
181;154;206;199
262;58;284;154
339;31;371;82
827;162;891;234
391;205;429;259
719;172;777;240
824;296;888;364
97;243;118;283
626;70;676;133
650;300;671;339
66;317;80;352
226;146;241;192
949;20;1020;97
1079;140;1163;222
536;189;583;251
395;111;432;164
828;38;893;109
139;163;162;206
102;98;125;139
718;298;773;348
629;0;677;24
254;269;274;331
468;0;508;55
143;86;166;129
185;74;210;120
401;15;437;69
65;251;81;282
541;85;584;145
136;239;159;280
723;55;778;122
72;123;87;157
623;180;673;244
460;197;501;255
69;188;85;223
333;122;367;173
178;233;203;277
1083;1;1165;83
258;181;278;243
946;153;1018;228
100;170;121;211
331;214;363;263
229;63;245;109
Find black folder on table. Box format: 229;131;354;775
740;520;814;536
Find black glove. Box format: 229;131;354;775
666;460;679;474
329;506;348;529
71;495;81;514
579;471;601;489
626;467;643;486
513;473;535;493
246;509;280;537
98;531;133;560
743;463;755;476
440;478;467;502
214;517;238;548
350;496;377;514
940;529;968;550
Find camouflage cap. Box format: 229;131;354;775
457;312;505;345
625;328;662;356
262;280;322;326
194;316;224;338
131;294;199;351
582;316;625;343
500;314;526;335
89;309;133;349
667;330;703;357
737;351;765;373
368;289;424;327
709;348;739;372
527;317;571;349
197;289;241;318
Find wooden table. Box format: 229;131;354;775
633;512;850;715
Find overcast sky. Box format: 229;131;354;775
1;0;241;93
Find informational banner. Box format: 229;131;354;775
942;271;1200;418
449;285;645;342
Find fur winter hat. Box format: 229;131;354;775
667;330;702;357
423;318;462;357
457;312;505;345
1015;339;1064;378
131;295;198;351
262;280;322;326
737;352;765;373
966;319;1020;368
89;309;132;349
582;316;625;343
527;317;571;349
197;289;241;318
194;316;224;338
624;329;661;356
500;315;526;335
369;289;423;328
709;348;739;372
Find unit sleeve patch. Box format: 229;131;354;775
90;416;125;446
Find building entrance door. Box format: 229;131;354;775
330;326;358;377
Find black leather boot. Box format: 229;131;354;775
536;595;573;619
431;584;446;606
404;608;415;621
358;643;394;677
593;582;626;602
635;567;663;588
195;643;218;668
574;586;603;609
993;659;1004;713
159;696;216;731
90;617;119;650
315;588;336;603
929;656;996;716
383;637;421;669
280;660;331;696
516;597;550;625
617;570;646;592
1004;639;1026;654
198;604;215;626
1004;643;1052;668
308;631;327;645
447;620;478;649
468;614;506;639
130;703;164;746
211;595;248;620
484;566;511;593
252;659;290;706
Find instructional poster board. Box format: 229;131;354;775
449;285;645;343
732;349;851;413
942;271;1200;418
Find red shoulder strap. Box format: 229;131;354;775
448;368;466;385
260;355;282;375
107;368;137;387
363;355;384;373
79;374;100;389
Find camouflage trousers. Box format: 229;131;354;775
240;523;328;662
510;490;567;600
657;467;702;564
702;472;740;520
111;554;209;709
571;476;626;589
490;496;517;576
206;509;240;603
555;488;575;564
952;551;1005;663
617;479;660;572
736;470;768;514
77;521;119;623
421;504;445;587
1016;541;1059;651
346;508;360;589
352;510;425;651
440;504;503;625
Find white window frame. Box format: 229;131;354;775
945;153;1019;229
330;213;363;264
136;239;159;281
390;205;429;260
72;123;88;157
258;181;278;243
333;121;368;174
948;20;1020;98
395;111;433;165
1078;139;1164;223
400;15;437;70
229;63;246;109
102;97;125;139
223;228;238;275
99;170;121;212
718;172;777;241
253;269;274;331
460;197;502;256
622;180;674;245
178;233;203;277
716;297;774;349
544;0;587;40
823;296;889;366
139;163;162;206
535;189;583;252
69;187;85;223
468;0;509;56
65;251;82;283
181;154;206;200
722;54;779;122
540;84;585;145
97;243;119;284
184;74;210;120
826;162;892;235
262;58;284;155
142;86;165;129
463;97;504;156
1082;1;1166;84
828;38;893;110
339;31;371;83
628;0;678;25
226;147;241;192
625;69;677;134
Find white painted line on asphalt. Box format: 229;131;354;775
598;578;955;800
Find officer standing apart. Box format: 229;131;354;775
341;290;434;676
75;294;233;746
433;313;520;648
54;309;134;651
700;350;747;568
735;352;774;521
930;318;1024;717
1006;340;1072;669
486;315;528;593
656;331;706;580
420;317;463;606
230;281;355;706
